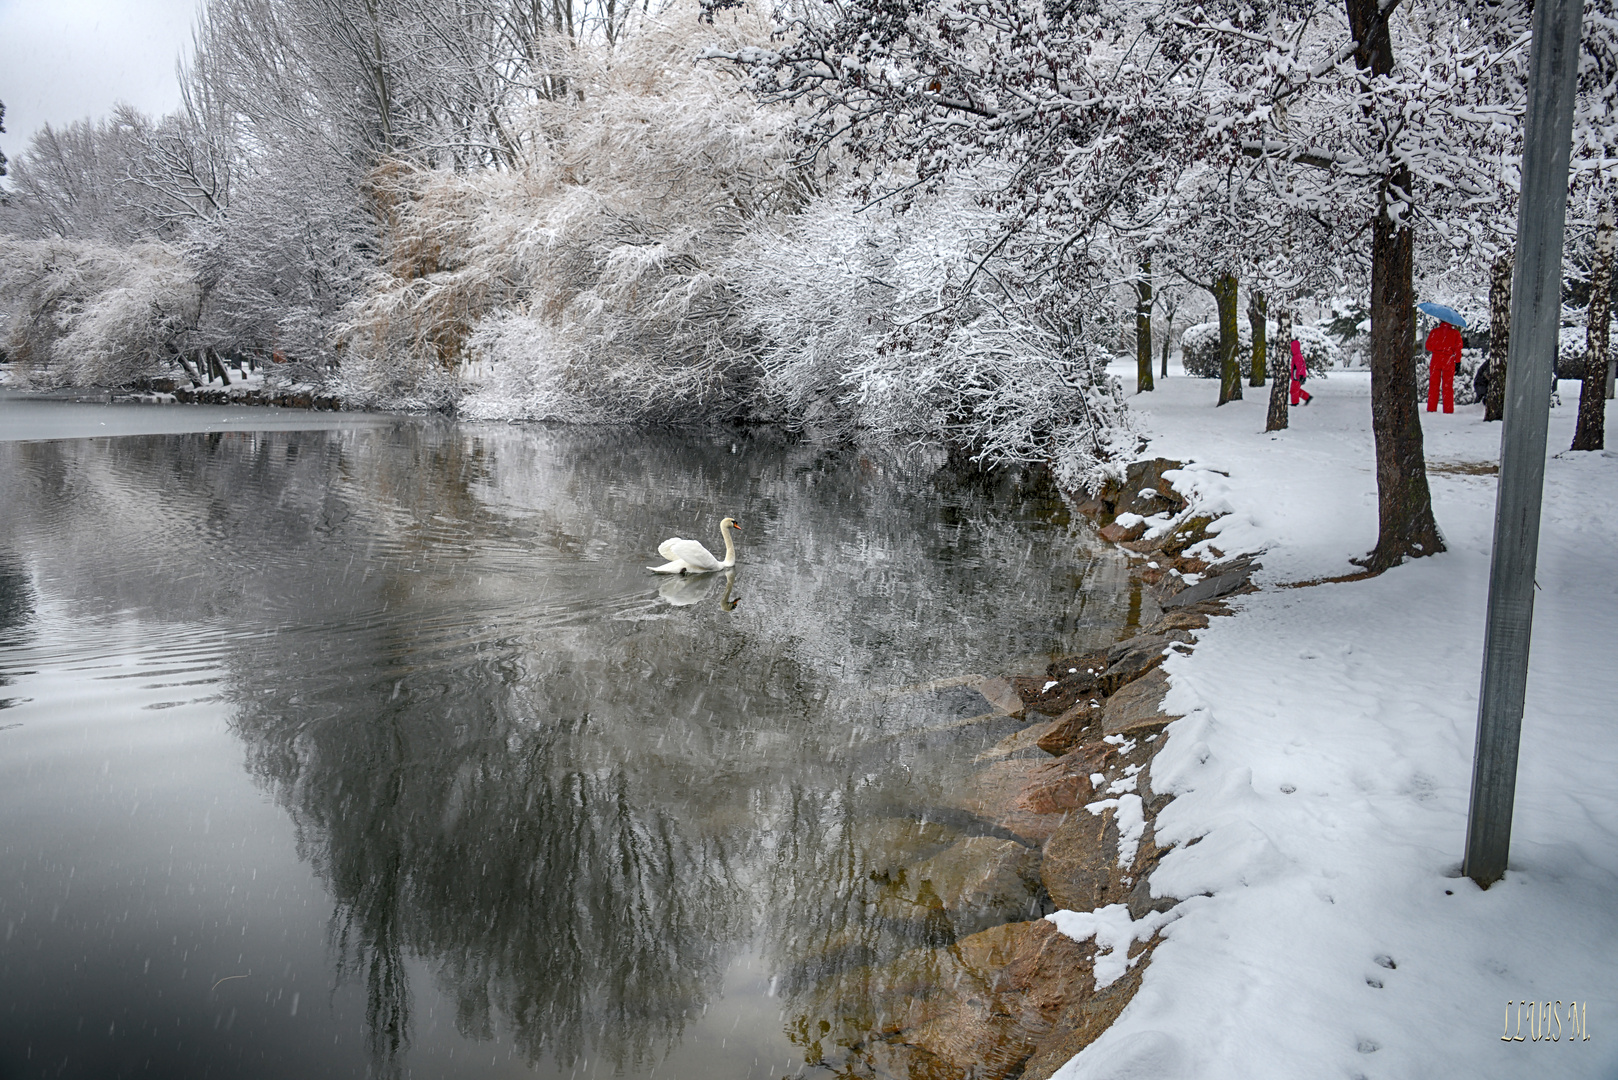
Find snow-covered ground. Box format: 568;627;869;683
1061;367;1618;1078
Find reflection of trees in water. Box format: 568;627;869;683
0;558;34;643
233;670;744;1077
0;556;36;710
760;777;976;1072
0;420;1135;1077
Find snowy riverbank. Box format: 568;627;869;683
1057;370;1618;1078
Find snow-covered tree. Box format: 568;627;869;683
0;238;200;387
1178;0;1618;569
732;184;1137;488
341;5;805;415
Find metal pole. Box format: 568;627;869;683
1463;0;1585;888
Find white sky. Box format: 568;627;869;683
0;0;198;169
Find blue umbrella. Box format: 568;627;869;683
1417;301;1468;328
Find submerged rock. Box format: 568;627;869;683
956;759;1070;843
900;836;1048;937
978;721;1062;763
977;676;1027;719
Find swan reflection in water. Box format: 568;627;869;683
657;568;739;609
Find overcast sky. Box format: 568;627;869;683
0;0;198;169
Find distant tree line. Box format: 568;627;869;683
0;0;1615;556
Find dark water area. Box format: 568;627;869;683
0;398;1143;1079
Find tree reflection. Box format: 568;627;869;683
0;419;1135;1078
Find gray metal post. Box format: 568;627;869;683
1463;0;1586;888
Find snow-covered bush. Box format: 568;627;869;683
0;237;200;388
1293;325;1345;374
344;6;800;417
725;182;1135;491
1558;324;1598;379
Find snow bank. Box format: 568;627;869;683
1056;369;1618;1078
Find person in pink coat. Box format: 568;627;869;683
1289;339;1312;406
1425;319;1463;413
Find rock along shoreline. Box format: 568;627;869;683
845;457;1253;1080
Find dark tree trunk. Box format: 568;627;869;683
1161;307;1174;378
1267;308;1292;431
1360;167;1444;569
1135;258;1155;393
1485;253;1512;421
1215;271;1242;405
1573;204;1614;450
1347;0;1443;571
208;348;231;386
1248;289;1267;386
174;350;204;388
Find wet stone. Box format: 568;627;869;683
1036;699;1102;757
1103;668;1180;737
1149;610;1210;633
1099;637;1171;693
1098;519;1147;544
854;919;1103;1080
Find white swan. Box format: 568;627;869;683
649;517;741;575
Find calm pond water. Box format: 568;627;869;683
0;395;1145;1079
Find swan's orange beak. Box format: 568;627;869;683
732;521;742;531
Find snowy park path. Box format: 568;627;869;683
1059;371;1618;1078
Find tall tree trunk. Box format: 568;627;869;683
1573;203;1615;450
208;347;231;386
1360;166;1444;569
1135;258;1154;393
1248;289;1267;386
1267;308;1292;431
1215;272;1242;405
1161;307;1174;378
1347;0;1443;570
1485;253;1512;421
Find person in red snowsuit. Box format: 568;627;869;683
1289;339;1312;406
1425;319;1463;413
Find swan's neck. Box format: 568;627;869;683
721;527;737;566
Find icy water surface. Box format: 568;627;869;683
0;400;1142;1079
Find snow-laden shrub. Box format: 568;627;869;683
1177;321;1228;378
0;237;200;388
1293;325;1344;373
1180;320;1338;378
343;5;799;416
1558;324;1599;379
729;186;1135;491
850;306;1135;493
